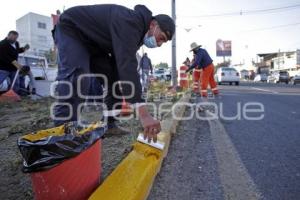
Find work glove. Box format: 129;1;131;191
185;67;192;74
20;65;31;75
24;44;30;50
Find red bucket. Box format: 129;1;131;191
30;140;101;200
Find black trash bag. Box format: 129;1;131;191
18;121;107;173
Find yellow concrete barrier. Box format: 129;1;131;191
89;93;191;200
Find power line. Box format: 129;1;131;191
241;22;300;33
177;22;300;34
180;3;300;18
246;4;300;14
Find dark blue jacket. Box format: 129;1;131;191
58;4;152;103
190;48;213;70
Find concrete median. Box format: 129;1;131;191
89;93;191;200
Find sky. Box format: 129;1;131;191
1;0;300;67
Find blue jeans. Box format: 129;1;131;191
87;77;103;103
19;71;36;93
141;70;150;88
0;70;19;93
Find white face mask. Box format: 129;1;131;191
143;26;158;48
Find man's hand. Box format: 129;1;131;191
185;67;191;73
141;115;161;143
20;65;30;75
120;101;133;116
24;44;30;50
186;67;194;75
138;105;161;143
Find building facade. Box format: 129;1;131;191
16;12;54;57
256;50;300;77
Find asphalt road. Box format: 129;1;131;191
150;82;300;200
214;82;300;200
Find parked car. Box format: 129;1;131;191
254;74;268;82
240;69;250;80
215;67;240;85
18;55;48;79
267;75;274;83
267;71;289;84
153;68;171;81
290;74;300;85
153;69;165;80
1;55;57;93
164;69;172;81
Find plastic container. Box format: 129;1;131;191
30;139;101;200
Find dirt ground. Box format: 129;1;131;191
0;88;175;199
0;97;54;200
0;97;143;200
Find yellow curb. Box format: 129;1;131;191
89;93;191;200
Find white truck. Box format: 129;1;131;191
153;68;171;81
18;54;57;81
0;54;57;92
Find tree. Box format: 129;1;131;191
44;48;57;65
154;62;169;69
214;60;231;73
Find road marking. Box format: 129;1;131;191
206;110;263;200
251;87;279;94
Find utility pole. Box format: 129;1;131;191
278;49;280;70
171;0;177;87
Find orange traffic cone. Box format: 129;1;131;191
0;70;21;102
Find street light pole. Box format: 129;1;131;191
171;0;177;87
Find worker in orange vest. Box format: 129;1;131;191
186;42;219;97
